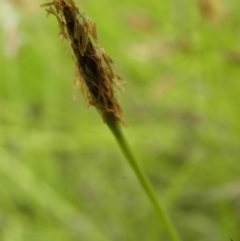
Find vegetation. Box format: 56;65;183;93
0;0;239;240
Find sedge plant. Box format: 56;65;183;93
41;1;181;240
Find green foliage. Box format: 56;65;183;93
0;0;240;240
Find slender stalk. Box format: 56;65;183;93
106;115;181;241
42;1;181;240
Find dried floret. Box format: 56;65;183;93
41;0;124;123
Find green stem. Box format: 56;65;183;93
106;116;181;241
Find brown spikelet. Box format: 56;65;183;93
41;0;124;124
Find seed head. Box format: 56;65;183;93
41;0;124;124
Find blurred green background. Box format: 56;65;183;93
0;0;240;240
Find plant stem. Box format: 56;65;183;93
106;115;181;241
